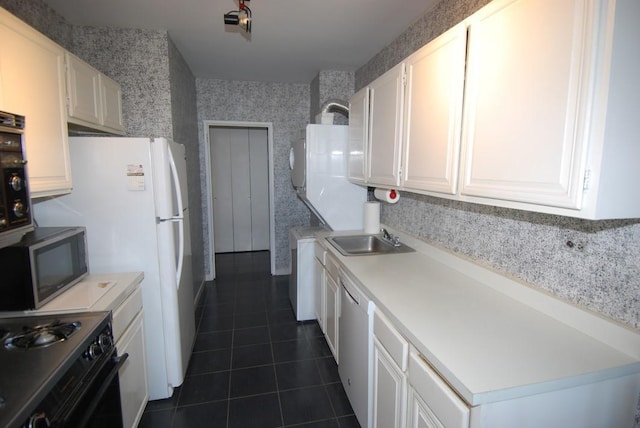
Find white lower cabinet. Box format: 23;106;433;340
117;311;148;428
408;387;445;428
373;338;407;428
313;242;326;332
112;285;149;428
373;307;469;428
408;351;469;428
373;308;409;428
324;265;339;362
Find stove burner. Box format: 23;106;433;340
4;321;82;350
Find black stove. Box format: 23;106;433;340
0;311;113;428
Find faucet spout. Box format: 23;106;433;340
380;228;401;247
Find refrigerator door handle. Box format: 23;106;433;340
167;145;185;289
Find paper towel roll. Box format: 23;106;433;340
374;188;400;204
363;201;381;234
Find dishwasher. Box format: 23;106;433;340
338;270;375;428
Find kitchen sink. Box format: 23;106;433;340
327;235;415;256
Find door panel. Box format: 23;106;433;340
210;126;270;253
230;129;252;251
211;128;234;252
249;128;270;250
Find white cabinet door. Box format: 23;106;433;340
66;53;101;125
368;62;405;187
0;9;71;197
407;387;445;428
460;0;593;209
313;256;325;333
408;351;469;428
66;52;124;134
100;73;124;132
348;87;369;185
325;271;339;362
373;338;407;428
117;311;148;428
402;23;467;195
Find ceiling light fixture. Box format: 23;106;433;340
224;0;252;34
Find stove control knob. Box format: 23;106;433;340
98;333;113;351
13;201;25;218
9;175;23;192
87;342;103;360
27;411;50;428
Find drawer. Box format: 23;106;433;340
374;308;409;371
408;350;469;428
314;241;326;264
326;253;340;281
112;286;143;342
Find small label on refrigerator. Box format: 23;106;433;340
127;164;145;191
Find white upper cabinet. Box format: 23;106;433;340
402;23;467;195
459;0;640;219
353;0;640;219
367;62;405;187
99;73;124;132
66;52;124;134
0;8;72;197
460;0;592;209
347;86;369;185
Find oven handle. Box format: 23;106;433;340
60;352;129;428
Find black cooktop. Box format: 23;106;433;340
0;311;110;428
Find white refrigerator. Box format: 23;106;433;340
34;137;196;401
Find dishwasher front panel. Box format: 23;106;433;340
338;272;375;428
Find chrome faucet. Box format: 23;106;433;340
380;228;401;247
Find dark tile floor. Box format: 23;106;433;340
139;251;360;428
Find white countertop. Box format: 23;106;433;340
317;228;640;406
37;272;144;314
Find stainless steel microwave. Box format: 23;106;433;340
0;227;88;310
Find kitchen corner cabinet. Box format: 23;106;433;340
367;62;405;187
0;8;72;197
66;52;124;134
347;87;369;185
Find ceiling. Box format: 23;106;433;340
42;0;439;83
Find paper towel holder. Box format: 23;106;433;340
374;188;400;204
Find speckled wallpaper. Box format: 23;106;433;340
196;79;311;274
0;0;71;49
310;70;354;125
168;37;205;300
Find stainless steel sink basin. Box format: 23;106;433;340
327;235;415;256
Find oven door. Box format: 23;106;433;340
29;350;128;428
